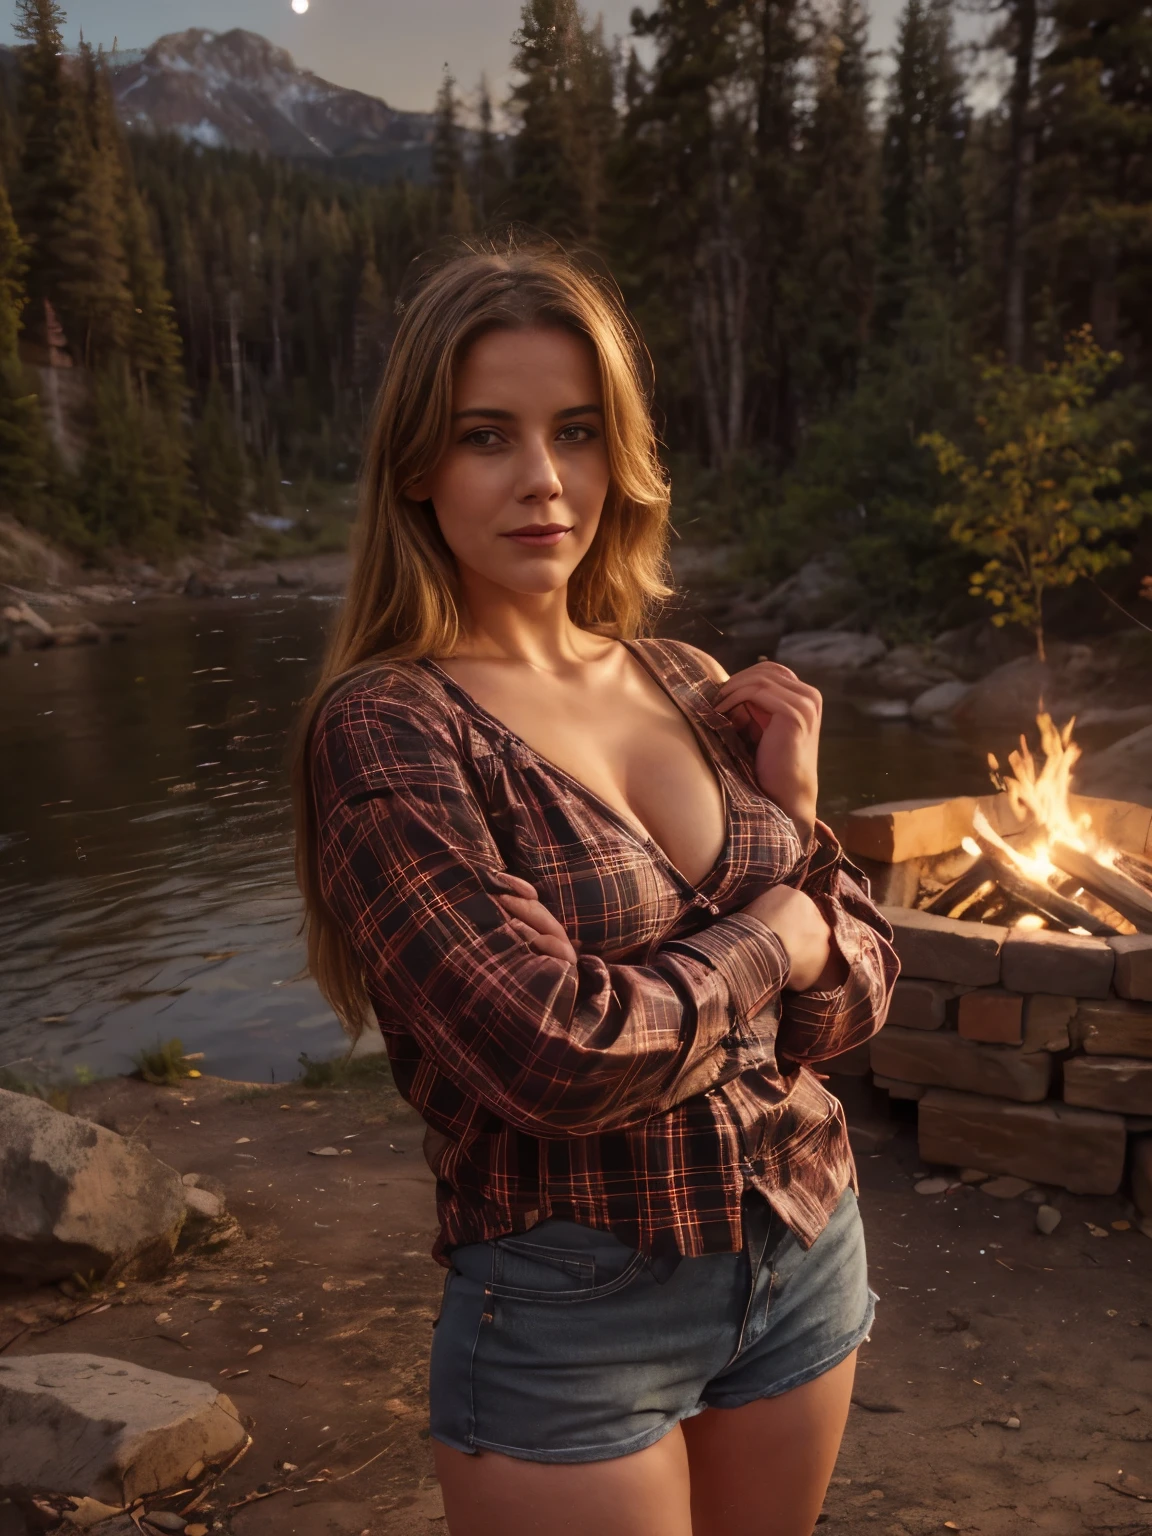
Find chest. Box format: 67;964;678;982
445;658;729;891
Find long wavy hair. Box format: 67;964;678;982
292;240;673;1036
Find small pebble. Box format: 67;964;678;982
1004;1415;1021;1429
1035;1205;1062;1235
1111;1220;1131;1231
980;1175;1032;1200
309;1147;339;1157
144;1515;186;1533
959;1168;988;1184
1023;1189;1047;1204
915;1177;950;1196
183;1460;204;1482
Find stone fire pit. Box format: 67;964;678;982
833;794;1152;1214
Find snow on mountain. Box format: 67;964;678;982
108;29;434;169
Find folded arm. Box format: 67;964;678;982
312;689;793;1139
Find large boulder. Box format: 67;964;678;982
1075;724;1152;811
0;1089;185;1282
0;1354;245;1503
775;630;886;673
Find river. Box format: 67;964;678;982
0;593;991;1085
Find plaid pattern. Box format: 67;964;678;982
310;638;898;1264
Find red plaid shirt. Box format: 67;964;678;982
310;638;897;1264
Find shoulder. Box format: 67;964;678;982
631;636;728;688
310;660;468;793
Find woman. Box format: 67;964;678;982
295;244;897;1536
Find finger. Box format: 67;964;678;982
485;871;538;899
714;686;815;730
507;919;577;964
717;663;822;709
497;894;570;941
718;672;822;711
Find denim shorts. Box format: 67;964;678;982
429;1185;875;1464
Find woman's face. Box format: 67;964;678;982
412;325;611;599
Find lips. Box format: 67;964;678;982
501;523;573;547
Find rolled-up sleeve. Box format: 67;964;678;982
773;825;899;1065
311;690;791;1138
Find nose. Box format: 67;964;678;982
515;434;563;504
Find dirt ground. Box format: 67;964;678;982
2;1071;1150;1536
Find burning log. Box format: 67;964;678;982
923;858;996;918
969;808;1121;937
1048;842;1152;935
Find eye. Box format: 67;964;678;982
463;428;503;447
557;424;597;443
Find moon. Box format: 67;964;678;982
291;0;309;12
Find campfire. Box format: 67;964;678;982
918;714;1152;937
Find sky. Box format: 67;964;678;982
0;0;916;115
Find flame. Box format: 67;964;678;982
991;712;1114;874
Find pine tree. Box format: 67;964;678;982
191;375;246;532
472;76;509;227
11;0;85;338
798;0;879;410
0;168;50;519
879;0;969;329
55;45;132;365
432;71;473;236
508;0;614;240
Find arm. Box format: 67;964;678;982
311;688;791;1139
771;825;898;1066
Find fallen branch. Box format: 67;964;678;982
1097;1480;1152;1503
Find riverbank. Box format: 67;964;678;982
2;1069;1149;1536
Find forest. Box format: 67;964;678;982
0;0;1150;642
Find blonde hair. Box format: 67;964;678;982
292;240;672;1035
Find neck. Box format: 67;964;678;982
449;567;597;670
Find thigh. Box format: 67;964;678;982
682;1350;857;1536
435;1430;694;1536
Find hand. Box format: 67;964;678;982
493;872;580;965
714;659;822;844
744;885;838;992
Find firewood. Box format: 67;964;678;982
969;811;1120;937
1049;842;1152;934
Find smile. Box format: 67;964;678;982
501;524;573;547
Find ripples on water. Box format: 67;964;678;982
1;595;989;1084
0;595;347;1084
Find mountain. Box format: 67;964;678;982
108;29;435;179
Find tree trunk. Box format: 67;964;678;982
1004;0;1037;367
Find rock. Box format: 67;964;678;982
915;1177;951;1195
979;1175;1033;1199
957;990;1024;1046
843;797;976;864
1000;930;1115;1000
51;622;102;647
144;1515;187;1532
880;907;1006;986
1133;1135;1152;1218
959;1168;988;1183
910;680;972;724
874;1075;925;1100
62;1497;125;1528
0;1088;186;1282
1074;725;1152;809
1035;1205;1062;1234
1022;995;1077;1054
857;697;911;720
1073;998;1152;1060
775;630;886;673
1062;1056;1152;1115
886;978;961;1031
917;1088;1126;1195
1110;936;1152;1003
183;1186;223;1221
871;1026;1051;1102
952;654;1082;732
928;621;1032;683
0;1354;245;1503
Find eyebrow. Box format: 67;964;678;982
452;403;604;421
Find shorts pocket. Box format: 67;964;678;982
488;1227;648;1305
